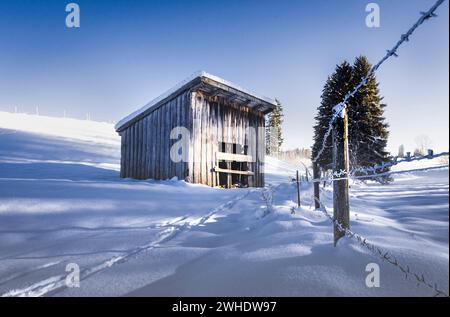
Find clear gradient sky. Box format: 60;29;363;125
0;0;448;153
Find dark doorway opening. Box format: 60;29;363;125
218;142;249;188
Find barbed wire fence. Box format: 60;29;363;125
310;151;449;183
312;0;446;165
291;0;449;297
311;194;448;297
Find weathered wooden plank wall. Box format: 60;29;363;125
119;89;266;187
120;91;191;181
190;91;266;187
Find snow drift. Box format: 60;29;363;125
0;111;448;296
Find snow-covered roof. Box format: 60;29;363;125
115;71;277;132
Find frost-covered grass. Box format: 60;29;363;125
0;111;448;296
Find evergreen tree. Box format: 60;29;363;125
266;99;284;155
312;56;390;179
348;56;390;172
312;61;353;170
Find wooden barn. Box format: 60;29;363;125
115;71;276;188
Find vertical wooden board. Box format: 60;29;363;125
223;105;230;188
187;92;195;183
215;101;223;186
197;97;205;184
166;100;172;179
155;108;161;180
129;124;133;178
120;131;124;178
221;102;227;187
193;94;200;183
137;121;142;179
171;98;177;179
208;99;213;186
166;100;173;179
165;100;172;180
199;96;206;184
244;110;253;187
147;115;152;179
173;96;179;179
236;108;241;150
260;115;266;187
137;119;143;179
210;101;217;187
233;109;237;145
171;97;177;179
135;122;140;179
250;114;257;186
143;118;147;179
172;97;178;179
150;111;156;179
158;106;164;180
258;116;264;187
133;122;138;179
209;101;214;187
143;116;149;179
120;129;128;178
120;133;124;178
205;98;211;186
222;103;228;187
203;99;208;185
236;108;242;185
162;102;169;180
183;92;189;180
142;118;146;179
255;115;261;187
176;94;183;179
148;112;155;179
257;114;262;187
127;126;131;178
136;120;141;179
140;119;145;179
189;92;198;183
130;124;135;178
159;106;166;180
127;127;132;178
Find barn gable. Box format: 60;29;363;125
115;71;276;132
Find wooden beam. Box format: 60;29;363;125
213;167;255;176
217;152;254;163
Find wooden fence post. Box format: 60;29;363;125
296;170;301;208
313;162;320;210
332;108;350;246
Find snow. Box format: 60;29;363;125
114;71;277;132
0;111;448;296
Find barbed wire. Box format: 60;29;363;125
350;151;449;176
307;151;449;183
312;0;446;163
309;164;449;184
311;194;448;297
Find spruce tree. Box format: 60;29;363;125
312;61;353;170
266;99;284;155
349;56;390;172
312;56;390;179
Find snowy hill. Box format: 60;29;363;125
0;111;448;296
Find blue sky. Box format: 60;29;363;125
0;0;448;153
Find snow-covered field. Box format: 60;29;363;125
0;111;448;297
